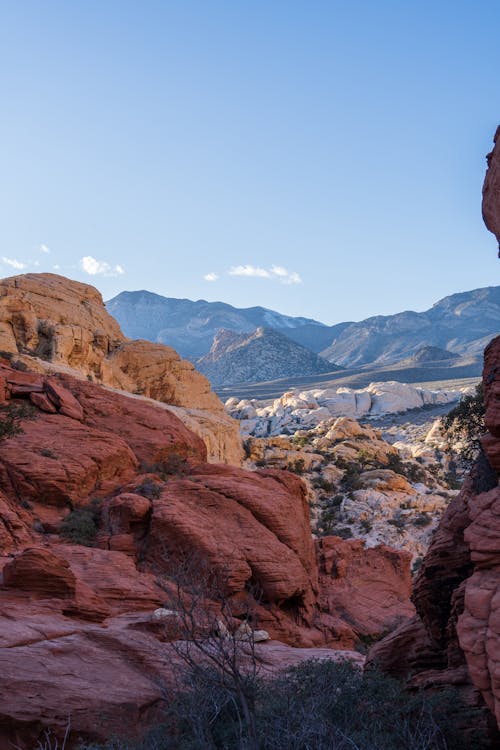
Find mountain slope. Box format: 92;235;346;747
106;291;324;360
320;286;500;366
196;327;338;386
107;285;500;373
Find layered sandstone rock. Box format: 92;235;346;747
367;127;500;743
0;273;242;464
483;125;500;253
0;361;412;747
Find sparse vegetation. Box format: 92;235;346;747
442;383;485;463
135;478;162;500
61;499;101;546
75;659;481;750
0;401;37;440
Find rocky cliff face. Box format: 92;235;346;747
483;125;500;253
0;360;412;747
367;129;500;743
0;273;243;464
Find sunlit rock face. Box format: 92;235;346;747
0;272;243;465
483;125;500;254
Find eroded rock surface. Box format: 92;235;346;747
483;125;500;253
366;144;500;741
0;361;412;747
0;273;242;464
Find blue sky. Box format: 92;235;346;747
0;1;498;324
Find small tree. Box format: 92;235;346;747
442;384;485;463
157;553;262;750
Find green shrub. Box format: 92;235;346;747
0;401;37;440
287;458;306;475
76;659;482;750
442;383;485;462
61;499;101;546
135;478;162;500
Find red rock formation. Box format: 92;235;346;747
0;273;243;464
367;128;500;744
0;361;413;747
317;537;414;648
483;125;500;254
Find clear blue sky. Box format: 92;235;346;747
0;1;498;324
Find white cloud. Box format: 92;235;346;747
53;264;60;270
203;272;219;282
2;256;26;270
34;260;40;267
229;265;271;279
228;264;301;285
79;256;125;277
39;244;50;254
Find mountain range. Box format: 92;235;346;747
107;285;500;387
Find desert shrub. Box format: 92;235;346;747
333;526;354;540
312;477;335;492
442;383;485;463
61;499;101;546
291;434;308;448
388;514;406;533
413;512;432;528
340;463;362;491
360;518;372;532
141;453;190;479
135;478;162;500
40;447;56;458
0;401;37;439
287;458;306;475
76;660;481;750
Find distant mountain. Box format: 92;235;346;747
320;286;500;366
398;346;459;366
106;291;324;360
107;285;500;378
196;327;338;386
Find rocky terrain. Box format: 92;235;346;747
226;379;469;437
362;127;500;744
0;358;413;748
197;326;337;386
243;416;459;564
0;275;416;748
0;273;243;465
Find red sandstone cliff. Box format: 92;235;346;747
367;128;500;744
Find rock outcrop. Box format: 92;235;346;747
227;381;467;438
483;125;500;253
0;273;243;464
366;128;500;743
0;360;413;747
244;417;458;561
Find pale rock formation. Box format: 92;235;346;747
227;381;466;437
0;273;242;464
244;417;457;562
